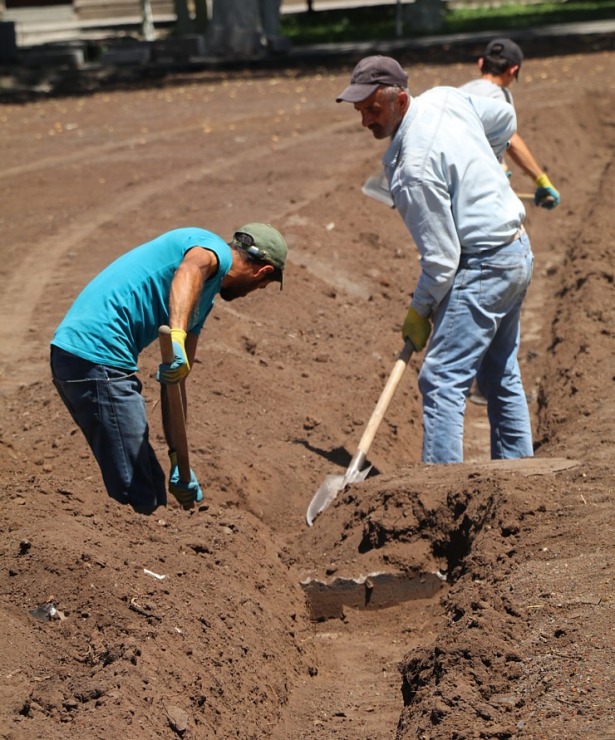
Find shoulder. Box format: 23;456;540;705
176;228;228;251
193;232;233;274
173;228;230;260
416;86;476;117
418;86;468;107
459;78;507;102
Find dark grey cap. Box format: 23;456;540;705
336;55;409;103
484;38;523;67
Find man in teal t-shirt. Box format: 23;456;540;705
51;223;287;513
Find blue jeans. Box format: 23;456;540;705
50;346;166;512
419;233;534;463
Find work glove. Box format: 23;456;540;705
534;173;560;209
168;450;203;508
401;306;431;351
157;328;190;384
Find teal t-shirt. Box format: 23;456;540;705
51;228;232;371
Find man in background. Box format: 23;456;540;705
459;37;560;209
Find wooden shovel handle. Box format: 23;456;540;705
356;339;414;458
158;325;191;483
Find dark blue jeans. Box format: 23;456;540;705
50;346;166;512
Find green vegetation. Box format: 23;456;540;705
280;1;615;45
444;0;615;34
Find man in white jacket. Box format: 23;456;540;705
337;55;534;463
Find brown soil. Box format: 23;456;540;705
1;36;614;740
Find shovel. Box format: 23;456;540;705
159;325;194;509
362;175;552;209
306;339;414;526
362;171;394;208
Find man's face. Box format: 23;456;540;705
354;87;407;140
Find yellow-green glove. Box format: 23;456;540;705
157;328;190;384
534;173;560;209
402;306;431;351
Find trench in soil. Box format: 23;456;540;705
272;464;509;739
286;258;552;735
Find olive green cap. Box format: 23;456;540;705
232;223;288;287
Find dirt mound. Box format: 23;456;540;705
2;396;315;737
1;42;614;739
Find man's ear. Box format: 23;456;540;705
396;90;410;114
478;57;484;72
255;263;275;281
510;64;521;79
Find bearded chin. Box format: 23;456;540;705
220;284;248;301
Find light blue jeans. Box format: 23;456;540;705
419;232;534;463
50;346;166;512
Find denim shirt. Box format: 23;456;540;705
383;86;525;317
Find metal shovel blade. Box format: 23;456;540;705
305;340;415;527
306;464;371;527
362;172;394;208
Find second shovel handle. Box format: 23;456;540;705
356;339;414;457
159;326;191;483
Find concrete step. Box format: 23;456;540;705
2;2;174;46
74;0;173;22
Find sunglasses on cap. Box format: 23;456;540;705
234;232;273;263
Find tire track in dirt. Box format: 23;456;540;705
0;92;349;181
0;116;367;395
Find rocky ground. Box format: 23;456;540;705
0;32;614;740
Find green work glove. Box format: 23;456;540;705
157;328;190;384
168;450;203;508
534;173;560;209
401;306;431;351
